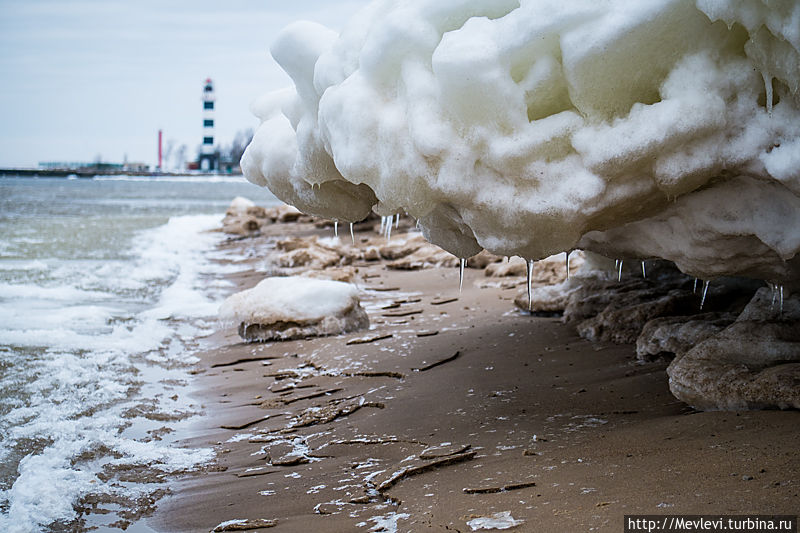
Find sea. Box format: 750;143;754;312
0;175;280;532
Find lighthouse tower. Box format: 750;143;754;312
199;78;217;172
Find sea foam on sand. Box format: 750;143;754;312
0;215;224;532
242;0;800;288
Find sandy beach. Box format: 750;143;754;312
146;212;798;533
4;1;799;531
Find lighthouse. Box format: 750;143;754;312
199;78;217;172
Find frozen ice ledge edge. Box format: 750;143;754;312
241;0;800;290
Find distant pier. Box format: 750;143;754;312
0;168;240;178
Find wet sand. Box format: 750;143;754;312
149;220;798;533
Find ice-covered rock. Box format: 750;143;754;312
385;243;459;270
222;216;262;236
377;234;428;260
300;266;357;282
576;288;699;344
218;277;369;341
514;262;762;342
636;313;735;362
269;204;305;223
492;252;583;279
667;288;800;410
271;236;359;271
466;250;504;269
222;197;268;236
510;259;800;409
242;0;800;289
226;196;256;216
514;278;582;314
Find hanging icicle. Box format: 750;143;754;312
763;72;774;114
349;222;355;245
526;259;535;312
770;282;777;309
565;251;571;280
641;260;646;278
334;220;339;239
459;258;466;293
700;280;710;310
617;260;624;282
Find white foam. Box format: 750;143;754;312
362;512;410;533
0;282;111;302
0;213;230;530
0;260;48;271
0;303;117;333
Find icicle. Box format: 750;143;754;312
459;258;466;293
565;251;571;280
763;72;773;114
779;285;784;316
385;219;392;241
349;222;355;245
334;220;339;239
395;213;400;229
380;216;386;235
693;278;698;293
700;280;710;310
641;260;646;278
770;283;777;309
617;260;624;282
526;259;535;312
615;259;619;270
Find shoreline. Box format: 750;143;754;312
0;170;243;179
146;214;798;533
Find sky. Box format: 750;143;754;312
0;0;371;168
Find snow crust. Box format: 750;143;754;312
243;0;800;286
218;277;369;340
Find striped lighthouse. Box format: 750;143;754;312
199;78;217;172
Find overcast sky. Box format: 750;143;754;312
0;0;371;168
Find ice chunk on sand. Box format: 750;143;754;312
466;510;524;531
243;0;800;287
218;277;369;341
667;287;800;411
226;196;255;215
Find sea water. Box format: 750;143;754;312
0;176;280;531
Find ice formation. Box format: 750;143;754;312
666;287;800;410
218;277;369;341
466;510;524;531
242;0;800;288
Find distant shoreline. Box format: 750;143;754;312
0;168;242;179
